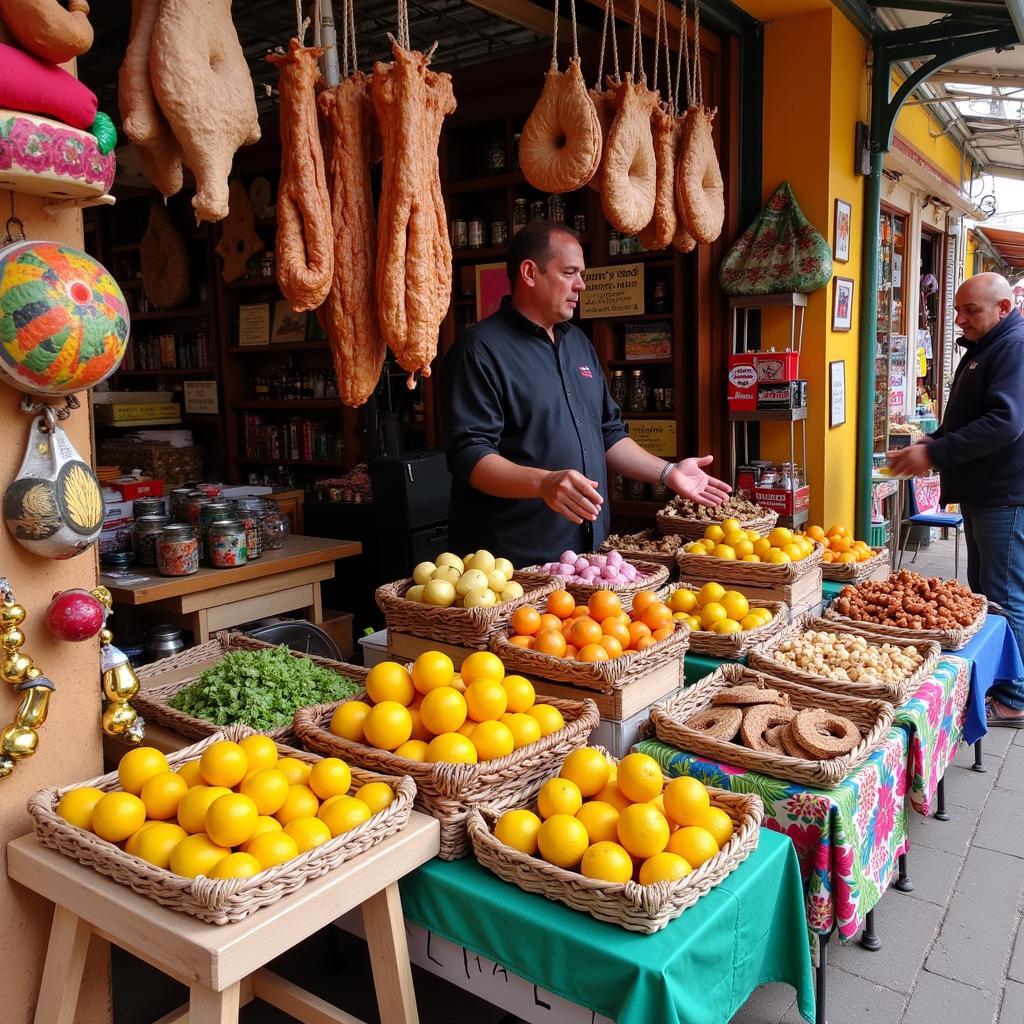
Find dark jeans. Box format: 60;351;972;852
962;503;1024;709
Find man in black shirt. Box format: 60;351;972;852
442;222;730;567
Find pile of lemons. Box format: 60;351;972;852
406;550;524;608
56;737;392;880
683;519;816;565
494;749;733;885
664;583;774;635
330;650;566;765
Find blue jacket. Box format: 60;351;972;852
929;309;1024;506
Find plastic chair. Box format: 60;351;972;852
245;620;343;661
896;476;964;578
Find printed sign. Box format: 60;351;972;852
238;303;270;346
579;263;644;319
183;380;219;415
624;418;676;457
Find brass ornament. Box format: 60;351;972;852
93;587;145;744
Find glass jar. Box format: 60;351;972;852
490;221;508;246
608;231;620;256
628;369;649;413
233;499;265;561
547;194;565;224
261;505;291;550
131;514;170;567
208;519;248;568
626;478;649;501
156;523;199;576
468;218;485;248
451;218;468;249
619;235;636;255
573;213;587;233
530;200;546;223
610;369;627;408
200;501;236;559
488;139;507;174
145;625;184;663
102;549;136;573
513;199;528;235
169;487;194;522
184;493;211;526
133;497;165;518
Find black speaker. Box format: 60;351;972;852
369;450;450;531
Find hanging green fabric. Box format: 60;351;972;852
719;181;832;295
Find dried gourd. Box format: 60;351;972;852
638;104;677;250
675;106;724;244
601;75;658;235
140;204;189;310
215;179;264;283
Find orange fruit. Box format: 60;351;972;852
91;792;147;843
570;605;591;618
536;612;563;635
599;635;624;658
199;741;248;788
635;635;657;651
56;787;105;831
651;628;672;642
243;816;284;844
275;785;320;826
631;590;658;614
425;732;478;764
461;651;505;685
527;703;565;736
353;781;395;814
471;720;516;761
419;686;468;734
581;841;634;883
617;752;664;802
560;747;611;796
117;747;170;795
663;776;711;826
546;591;576;619
140;772;189;820
511;606;542;636
638;852;692;885
407;703;431;741
595;781;632;812
564;644;578;660
537;777;583;819
394;739;430;761
135;822;188;869
366;661;416;706
569;616;603;648
509;635;535;649
601;616;631;648
617;803;670;859
283;816;332;853
210;852;263;879
169;834;230;878
501;674;535;712
500;712;542;748
534;629;567;658
537;814;589;868
410;651;455;694
465;678;508;721
627;621;652;647
247;830;300;869
587;590;621;621
330;701;371;742
177;786;231;834
363;701;413;750
205;792;259;847
667;826;719;867
578;643;610;662
494;808;542;854
575;800;620;843
308;758;352;800
240;768;290;815
176;760;205;788
275;756;311;785
238;735;279;772
641;602;673;631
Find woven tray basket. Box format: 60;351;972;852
820;547;890;583
375;570;559;647
26;724;415;924
521;559;670;607
666;582;788;658
655;504;778;539
293;693;599;860
824;598;987;651
748;614;940;704
649;663;895;788
600;529;682;576
675;539;825;586
133;632;369;743
490;616;689;694
467;784;762;934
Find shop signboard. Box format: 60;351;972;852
624;418;676;457
579;263;644;319
183;380;219;415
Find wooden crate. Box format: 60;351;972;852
386;630;485;668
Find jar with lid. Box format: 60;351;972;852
261;504;291;550
132;496;165;518
451;218;468;249
208;519;248;568
619;234;636;255
490;221;508;246
488;139;506;174
200;501;236;559
573;213;587;233
233;499;265;560
258;251;275;278
102;549;136;573
547;193;565;224
145;625;184;663
169;487;194;522
184;493;210;526
156;523;199;576
608;231;621;256
513;199;528;235
627;369;649;413
529;200;546;223
468;217;485;248
132;514;170;567
610;369;627;409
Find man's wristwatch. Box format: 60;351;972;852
659;461;675;487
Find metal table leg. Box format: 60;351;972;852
815;930;831;1024
894;852;914;892
934;776;950;821
860;908;881;952
972;739;986;773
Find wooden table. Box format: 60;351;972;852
102;535;361;643
8;813;440;1024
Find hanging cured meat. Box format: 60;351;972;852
140;203;189;309
602;74;659;236
638;104;677;250
676;107;724;244
215;179;264;283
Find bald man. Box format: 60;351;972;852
889;272;1024;727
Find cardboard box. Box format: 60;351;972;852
110;478;164;501
94;401;181;423
320;609;354;660
753;484;811;516
755;350;799;382
756;381;807;410
727;354;758;410
358;629;389;667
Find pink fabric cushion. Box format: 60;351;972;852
0;44;98;129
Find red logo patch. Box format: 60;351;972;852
578;365;593;378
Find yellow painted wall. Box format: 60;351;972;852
966;230;980;278
892;73;966;186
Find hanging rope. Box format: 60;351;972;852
651;0;662;98
549;0;581;71
341;0;358;75
294;0;309;46
692;0;703;108
630;0;645;81
313;0;322;48
397;0;410;50
550;0;559;69
348;0;358;71
660;0;673;111
677;0;691;111
570;0;580;60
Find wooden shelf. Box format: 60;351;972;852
116;367;214;377
226;342;329;355
96;418;183;427
728;292;808;310
729;407;808;422
453;244;508;261
131;308;209;322
232;400;340;411
234;457;347;468
446;171;525;193
622;411;676;419
223;278;279;290
608;358;674;367
604;311;673;322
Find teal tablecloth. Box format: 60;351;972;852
821;580;845;607
399;829;814;1024
684;651;739;685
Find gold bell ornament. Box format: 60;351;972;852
0;578;56;780
93;586;145;744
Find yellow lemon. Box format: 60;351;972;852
527;703;565;736
712;544;737;560
308;757;352;800
199;741;248;788
136;822;188;869
720;517;742;534
616;803;670;859
140;771;189;820
734;539;755;558
575;800;620;844
366;661;415;706
411;650;455;694
394;739;430;762
419;686;468;734
782;543;803;561
210;852;263;879
663;776;711;827
580;841;634;883
117;747;170;796
699;602;728;629
697;582;725;608
471;720;515;761
766;549;792;564
617;752;663;803
745;529;760;543
284;816;332;853
124;821;159;857
407;704;431;741
703;524;725;543
460;651;505;685
594;781;632;812
739;613;765;631
685;543;706;555
768;527;793;548
363;701;413;750
500;712;542;748
537;814;590;868
752;537;773;556
501;674;536;713
90;792;146;843
319;795;371;837
701;538;716;552
169;834;230;878
465;678;508;722
686;614;702;630
741;554;762;563
638;852;692;885
275;784;320;826
689;806;735;847
720;591;749;620
330;701;371;742
238;734;279;772
177;786;231;834
667;825;720;867
494;808;543;855
56;786;104;831
537;777;583;819
176;760;205;788
205;793;259;847
723;529;747;549
668;589;697;614
240;768;290;815
711;619;742;634
240;816;282;849
246;830;300;869
426;732;478;764
457;720;477;738
560;747;611;797
354;781;395;814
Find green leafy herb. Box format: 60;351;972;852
169;644;359;730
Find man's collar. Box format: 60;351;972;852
958;308;1021;349
498;295;572;339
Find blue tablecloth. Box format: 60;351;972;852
953;613;1024;744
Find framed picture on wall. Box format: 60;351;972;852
832;276;855;332
834;199;852;263
829;360;846;427
475;262;511;322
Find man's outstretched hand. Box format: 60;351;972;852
666;455;732;507
540;469;604;524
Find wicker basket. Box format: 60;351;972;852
600;529;682;576
748;614;940;704
491;615;689;694
467;785;762;934
649;663;895;788
655;503;778;540
521;559;671;607
375;571;559;647
293;694;599;860
823;598;988;651
675;539;825;586
820;547;890;583
665;582;788;658
26;724;415;924
134;632;368;743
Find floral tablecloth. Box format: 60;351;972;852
893;657;969;816
636;729;910;940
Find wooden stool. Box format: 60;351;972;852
8;813;440;1024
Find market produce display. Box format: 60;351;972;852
762;630;925;687
330;650;567;764
665;582;774;635
832;570;984;631
404;549;523;608
168;645;360;731
800;524;880;565
683;520;817;564
604;531;683;555
658;494;774;525
536;549;652;586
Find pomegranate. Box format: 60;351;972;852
45;589;105;642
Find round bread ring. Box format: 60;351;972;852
675;106;724;244
740;704;796;752
601;74;659;235
670;114;697;252
779;722;820;761
638;104;677;250
685;705;742;742
791;708;862;759
712;684;785;707
520;58;602;193
764;722;788;751
587;84;617;194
